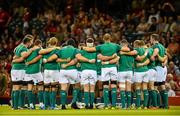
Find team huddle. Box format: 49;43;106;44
11;33;168;110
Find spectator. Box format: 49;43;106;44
166;83;176;97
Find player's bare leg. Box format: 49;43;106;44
60;83;68;109
135;82;141;109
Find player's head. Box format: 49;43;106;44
139;40;147;48
150;34;160;45
133;40;141;48
78;43;85;50
103;33;112;42
22;35;34;47
120;39;128;46
34;39;42;47
61;42;67;47
47;37;58;46
86;38;94;47
66;38;75;47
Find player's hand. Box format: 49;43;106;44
61;64;67;69
88;59;95;63
25;62;30;66
112;53;117;58
30;46;39;51
76;63;80;67
150;56;155;61
66;57;71;62
120;51;125;55
136;63;141;67
43;58;47;63
144;49;148;56
101;61;109;65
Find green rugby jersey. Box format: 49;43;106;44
43;48;60;70
25;48;42;74
78;50;97;71
12;44;28;70
96;42;121;68
134;47;148;72
152;43;166;67
147;48;156;70
56;45;77;70
118;53;134;72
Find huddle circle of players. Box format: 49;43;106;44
11;33;168;110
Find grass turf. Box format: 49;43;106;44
0;106;180;116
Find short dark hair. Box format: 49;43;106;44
151;34;160;41
86;38;94;43
22;37;33;44
34;39;42;46
66;39;75;46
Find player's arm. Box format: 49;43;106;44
76;54;95;63
97;53;117;61
43;54;58;63
136;59;150;67
151;48;159;61
120;50;137;56
39;47;55;55
102;56;120;65
162;56;168;67
12;56;24;63
61;58;78;69
83;47;96;52
136;49;148;61
157;54;168;63
21;46;39;59
56;58;71;63
26;55;42;65
121;46;130;52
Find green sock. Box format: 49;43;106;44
11;91;14;108
13;90;19;109
84;92;89;106
27;91;33;106
32;92;36;108
120;90;126;108
126;91;132;108
111;88;117;107
50;91;56;108
103;88;109;107
60;90;67;105
148;90;152;107
143;90;149;107
38;90;44;104
19;90;26;107
135;89;141;108
77;90;83;102
151;90;157;107
90;92;95;105
156;91;161;107
162;90;168;108
72;88;80;103
160;91;164;107
44;91;50;108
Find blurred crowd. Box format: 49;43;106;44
0;0;179;97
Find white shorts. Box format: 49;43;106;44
25;72;43;85
81;70;97;85
78;71;82;79
97;75;102;81
134;71;149;83
101;67;118;82
59;69;79;84
11;70;25;82
155;66;167;82
147;69;157;82
118;71;133;83
44;70;60;84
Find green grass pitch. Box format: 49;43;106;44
0;106;180;116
